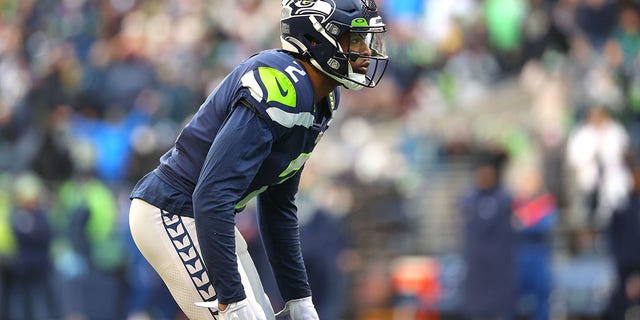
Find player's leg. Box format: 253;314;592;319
129;199;274;319
129;198;218;319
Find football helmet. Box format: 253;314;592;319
281;0;389;90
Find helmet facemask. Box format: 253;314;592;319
333;17;388;90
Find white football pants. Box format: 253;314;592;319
129;199;275;319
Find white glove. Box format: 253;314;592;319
275;297;319;320
195;298;267;320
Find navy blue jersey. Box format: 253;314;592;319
131;49;340;304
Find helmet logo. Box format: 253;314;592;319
287;0;334;18
351;18;368;27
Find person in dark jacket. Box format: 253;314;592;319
460;148;517;320
605;158;640;319
8;172;57;320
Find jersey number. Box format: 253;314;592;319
234;152;311;210
284;62;306;83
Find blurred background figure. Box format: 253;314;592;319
459;147;516;320
0;174;15;320
297;176;352;320
7;172;57;320
576;0;618;51
604;156;640;319
566;105;631;238
512;163;558;320
52;169;125;320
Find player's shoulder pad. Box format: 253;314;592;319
239;52;316;129
247;66;298;108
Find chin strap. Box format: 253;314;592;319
346;72;366;90
308;56;365;90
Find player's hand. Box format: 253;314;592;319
275;296;319;320
219;298;267;320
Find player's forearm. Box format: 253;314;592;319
193;204;246;304
258;181;312;301
260;216;312;301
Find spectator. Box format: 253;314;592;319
604;2;640;75
604;157;640;319
52;171;124;319
575;0;618;51
459;148;517;320
608;3;640;162
566;105;632;230
512;163;558;320
32;104;74;183
8;172;57;320
298;176;352;320
483;0;528;74
0;174;16;320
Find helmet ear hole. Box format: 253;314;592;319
304;35;320;46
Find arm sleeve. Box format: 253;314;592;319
192;104;273;304
257;171;312;301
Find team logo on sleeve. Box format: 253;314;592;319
241;67;298;108
258;67;297;108
240;64;315;129
275;77;289;97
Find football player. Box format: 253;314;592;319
128;0;388;319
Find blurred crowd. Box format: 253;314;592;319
2;0;640;319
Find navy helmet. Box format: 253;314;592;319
281;0;389;90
